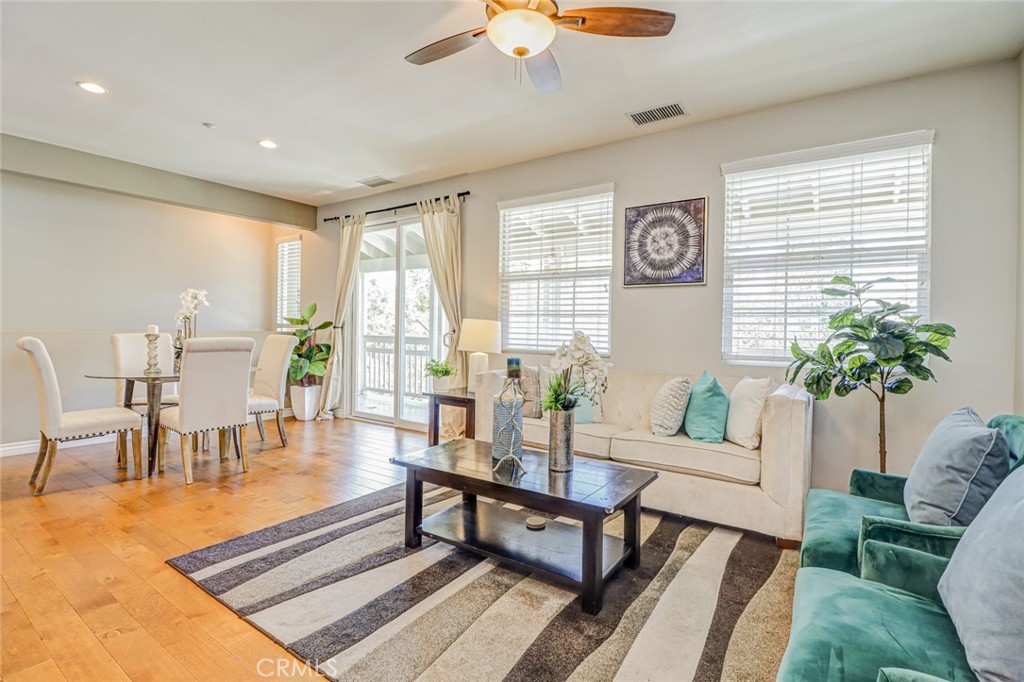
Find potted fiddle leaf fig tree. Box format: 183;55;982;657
786;275;956;473
287;303;333;421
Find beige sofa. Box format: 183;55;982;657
476;369;814;541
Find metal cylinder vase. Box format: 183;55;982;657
548;409;575;472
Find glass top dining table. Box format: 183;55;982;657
85;370;257;477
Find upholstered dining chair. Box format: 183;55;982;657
111;332;179;467
248;334;299;447
17;336;144;495
157;337;255;484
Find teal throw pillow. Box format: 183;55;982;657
683;371;729;443
938;464;1024;681
904;407;1009;526
987;414;1024;471
574;396;594;425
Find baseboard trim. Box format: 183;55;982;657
0;433;117;457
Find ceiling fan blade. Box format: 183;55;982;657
405;27;488;65
560;7;675;37
526;49;561;94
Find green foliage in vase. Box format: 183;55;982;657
425;359;456;378
786;275;956;472
286;303;334;387
542;369;583;412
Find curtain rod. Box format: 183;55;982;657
322;191;470;223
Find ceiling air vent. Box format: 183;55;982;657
627;102;686;127
356;176;395;188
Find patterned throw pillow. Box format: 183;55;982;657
650;377;692;437
519;365;542;418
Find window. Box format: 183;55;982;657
276;236;301;330
721;131;932;363
499;185;614;354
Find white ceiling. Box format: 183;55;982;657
3;2;1023;206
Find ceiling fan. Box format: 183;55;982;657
405;0;676;94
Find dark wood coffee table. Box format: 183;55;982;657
391;439;657;614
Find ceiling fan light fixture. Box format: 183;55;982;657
487;9;556;58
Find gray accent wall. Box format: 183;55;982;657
318;60;1022;491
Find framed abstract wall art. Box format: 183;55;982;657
623;197;707;286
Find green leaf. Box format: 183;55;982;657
790;340;811;361
832;338;858;358
301;302;317;321
311;351;330;362
822;287;854;298
830;275;856;287
925;332;950;350
907;365;935;381
847;354;868;369
885;377;914;394
828;307;859;329
917;323;956;336
867;335;905;360
315;320;333;331
295;329;313;342
920;342;951;362
283;316;306;326
786;358;809;384
289;357;310;381
834;379;858;397
307;361;327;377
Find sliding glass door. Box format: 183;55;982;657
352;218;446;429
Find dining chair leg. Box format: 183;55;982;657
202;432;210;452
117;432;128;469
239;425;250;473
131;429;143;480
218;429;229;462
34;440;58;496
115;432;123;465
29;433;48;484
233;428;241;460
157;426;168;473
191;433;199;454
179;434;194;485
255;414;266;441
275;411;288;447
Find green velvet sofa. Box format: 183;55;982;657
801;414;1024;576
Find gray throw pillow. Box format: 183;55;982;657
519;365;542;419
650;377;691;437
904;407;1010;526
938;464;1024;682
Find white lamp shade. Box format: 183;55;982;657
458;319;501;354
486;9;556;58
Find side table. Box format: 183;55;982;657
424;387;476;446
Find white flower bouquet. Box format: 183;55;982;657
175;288;209;338
543;330;612;412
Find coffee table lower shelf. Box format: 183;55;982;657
419;500;628;586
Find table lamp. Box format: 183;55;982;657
458;319;501;394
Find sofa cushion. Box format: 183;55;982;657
609;429;760;484
650;377;691;437
987;414;1024;471
938;464;1024;682
904;407;1009;526
683;371;730;443
777;567;973;682
724;376;773;449
519;365;542;418
521;417;629;459
801;488;909;575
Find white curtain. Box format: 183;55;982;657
317;214;365;419
418;196;467;437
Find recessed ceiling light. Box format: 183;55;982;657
258;139;278;149
76;81;107;94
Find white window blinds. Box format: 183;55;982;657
276;237;301;329
721;132;932;363
499;186;614;354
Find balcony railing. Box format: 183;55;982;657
361;335;431;397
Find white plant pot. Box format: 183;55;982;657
290;385;322;422
429;376;455;393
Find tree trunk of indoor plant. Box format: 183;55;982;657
878;391;887;474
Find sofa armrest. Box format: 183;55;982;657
860;540;949;603
857;516;965;568
472;370;507;443
848;468;908;504
759;384;814;539
877;669;953;682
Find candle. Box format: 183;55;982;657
147;324;159;335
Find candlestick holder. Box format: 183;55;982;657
144;333;161;376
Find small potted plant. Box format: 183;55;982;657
286;303;333;421
425;359;457;393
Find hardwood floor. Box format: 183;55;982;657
1;418;427;681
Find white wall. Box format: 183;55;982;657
1;173;279;444
1017;49;1024;414
317;60;1021;491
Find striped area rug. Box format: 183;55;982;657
168;484;797;681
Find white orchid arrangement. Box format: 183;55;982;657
175;288;209;337
544;330;612;412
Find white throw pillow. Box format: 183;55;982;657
650;377;692;437
724;376;774;449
